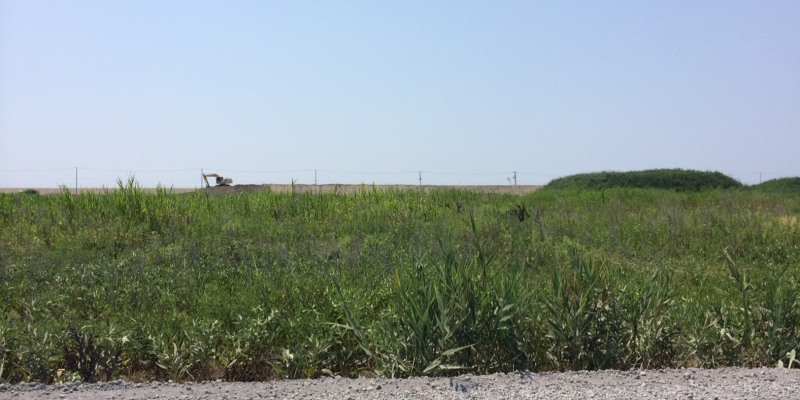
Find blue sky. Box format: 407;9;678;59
1;1;798;188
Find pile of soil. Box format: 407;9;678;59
201;184;543;195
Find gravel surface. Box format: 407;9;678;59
1;367;798;400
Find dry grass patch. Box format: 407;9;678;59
779;215;797;227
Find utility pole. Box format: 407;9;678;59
75;167;78;195
201;168;204;188
315;170;317;185
419;171;422;186
513;171;517;186
759;172;762;184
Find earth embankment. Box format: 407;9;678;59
202;184;543;195
1;185;542;195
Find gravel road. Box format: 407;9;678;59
1;367;798;400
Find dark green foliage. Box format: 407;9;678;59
0;180;798;383
544;169;743;191
751;177;800;193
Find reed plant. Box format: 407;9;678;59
0;180;798;383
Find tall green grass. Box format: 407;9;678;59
0;179;798;383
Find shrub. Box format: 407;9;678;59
544;169;742;191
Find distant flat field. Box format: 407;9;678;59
0;188;198;194
1;184;542;195
205;184;543;195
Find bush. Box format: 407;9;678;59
544;169;742;191
750;177;800;193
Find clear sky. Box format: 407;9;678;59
1;1;798;188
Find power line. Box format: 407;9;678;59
0;167;74;172
422;171;509;176
516;172;560;176
211;169;518;176
318;169;418;175
80;168;199;173
208;169;315;174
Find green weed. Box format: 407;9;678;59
0;182;798;382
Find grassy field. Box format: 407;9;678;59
1;178;799;383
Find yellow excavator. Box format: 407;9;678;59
203;173;233;187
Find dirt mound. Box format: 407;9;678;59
201;184;542;195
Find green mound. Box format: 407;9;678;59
545;169;743;191
750;177;800;193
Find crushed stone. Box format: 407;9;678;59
1;367;798;400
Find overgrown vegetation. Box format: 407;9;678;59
751;177;800;193
0;178;798;383
544;169;743;191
